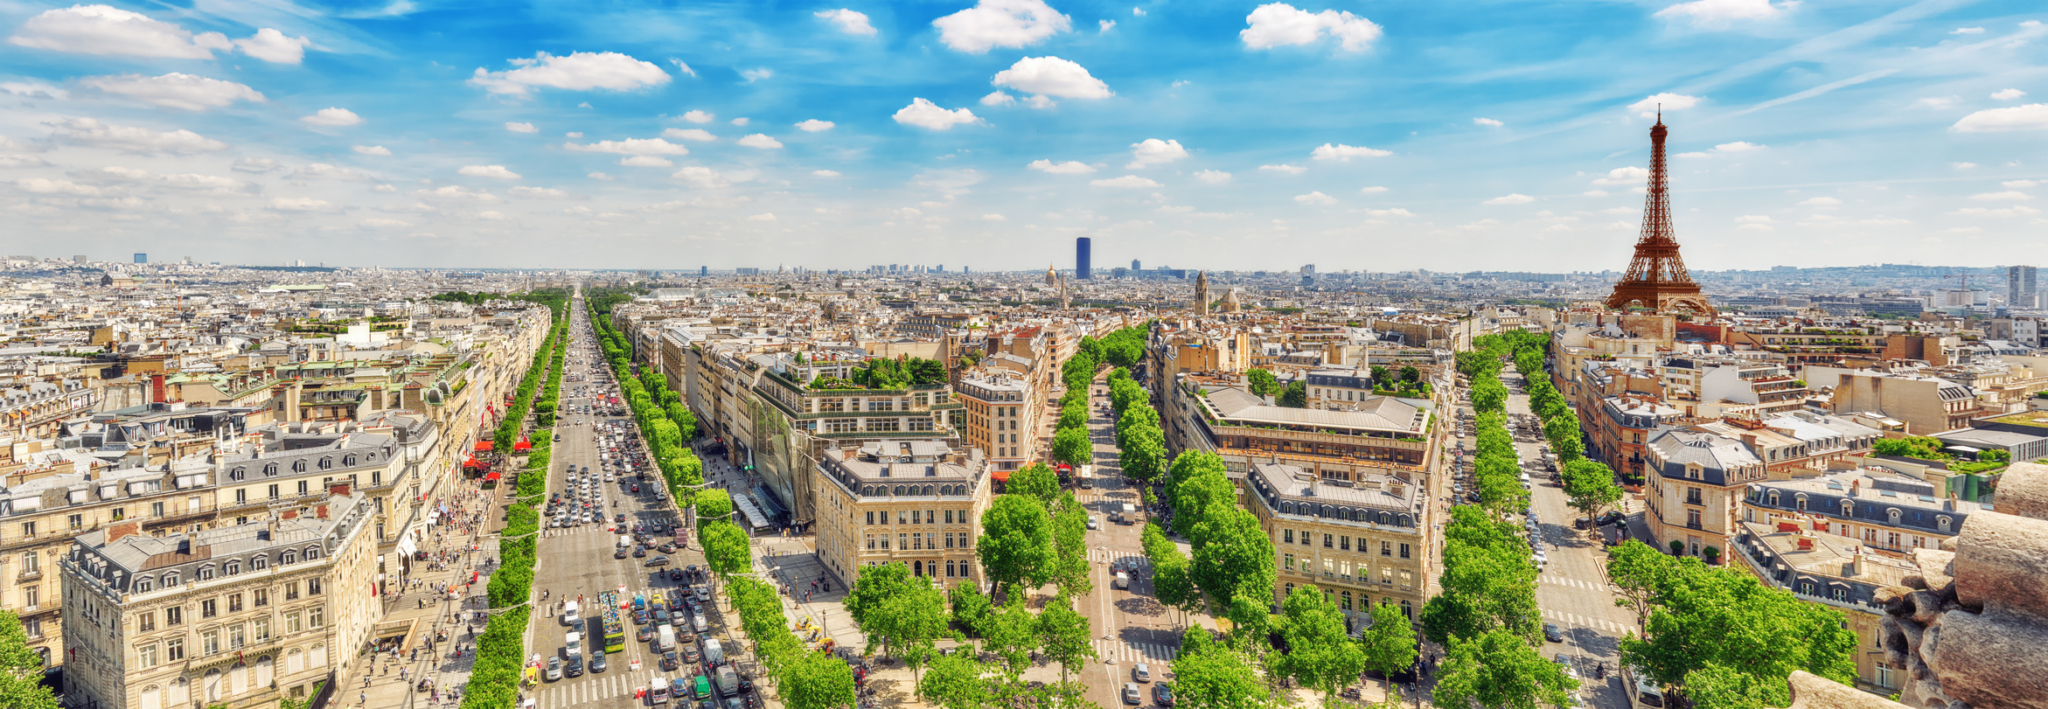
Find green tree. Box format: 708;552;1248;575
1170;626;1270;709
1620;556;1857;697
1036;594;1097;683
1189;510;1277;639
1606;540;1672;629
976;494;1055;594
1050;494;1093;596
1247;368;1280;398
948;584;995;637
1059;399;1087;430
1274;586;1370;704
0;610;53;709
779;649;857;709
1400;365;1422;383
1051;426;1092;467
693;488;733;529
1431;627;1578;709
1117;425;1167;488
1560;459;1623;526
982;592;1038;673
1357;601;1418;687
1006;463;1061;505
1278;380;1308;408
920;650;990;709
1685;662;1789;709
699;520;753;577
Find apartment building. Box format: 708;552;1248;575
1741;469;1980;554
59;490;379;709
1660;356;1809;420
1830;372;1982;435
1643;428;1767;559
1727;521;1915;693
811;441;992;589
956;370;1036;471
1163;373;1439;483
1243;462;1430;626
0;379;99;439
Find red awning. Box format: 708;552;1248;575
474;441;493;452
990;469;1011;483
484;471;501;481
463;455;481;468
513;440;532;452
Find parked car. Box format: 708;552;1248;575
1595;511;1626;526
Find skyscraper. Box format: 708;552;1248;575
133;253;147;264
1132;259;1141;271
2012;265;2039;309
1075;237;1092;280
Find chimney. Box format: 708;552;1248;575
316;505;328;520
1849;480;1860;498
106;521;141;544
1776;521;1800;533
329;482;351;497
150;374;166;404
1796;537;1813;550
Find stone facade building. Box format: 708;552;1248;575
58;490;379;709
812;441;992;589
1643;428;1766;559
1242;462;1430;626
1728;521;1917;692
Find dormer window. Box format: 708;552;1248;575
263;464;278;477
224;561;240;576
163;572;178;586
1768;491;1781;507
1841;500;1854;517
252;555;268;570
1887;508;1902;524
292;460;307;473
318;458;333;470
229;468;247;482
136;577;153;592
197;566;214;581
303;546;320;560
343;455;357;467
1937;516;1952;533
280;551;297;564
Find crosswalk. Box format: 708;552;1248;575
1539;575;1607;592
1087;549;1151;570
1093;639;1180;665
532;669;638;708
1539;607;1634;636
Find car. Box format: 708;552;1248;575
1133;663;1151;682
638;624;655;641
615;548;629;559
725;698;746;709
590;652;607;673
1595;511;1626;526
617;514;628;524
646;555;671;567
737;673;753;694
662;651;680;671
653;609;670;625
1554;654;1579;681
1087;516;1100;530
659;542;679;554
634;547;649;558
1153;683;1174;707
565;656;584;678
1122;683;1142;705
544;655;562;682
1544;624;1565;643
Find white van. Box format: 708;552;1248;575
1113;571;1131;590
648;675;670;705
702;638;724;665
1627;666;1665;709
562;600;580;627
565;631;582;657
690;613;707;634
657;624;676;652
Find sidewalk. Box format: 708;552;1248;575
344;474;514;709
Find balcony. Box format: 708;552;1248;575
1685;520;1704;531
16;569;41;583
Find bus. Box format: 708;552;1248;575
598;591;626;653
1075;464;1095;489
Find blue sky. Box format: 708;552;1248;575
1;0;2044;272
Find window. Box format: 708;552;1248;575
18;522;32;538
263;463;277;477
944;509;954;524
297;481;309;495
1831;586;1849;602
282;551;298;565
152;501;165;517
1381;541;1392;556
1340;536;1350;551
309;606;324;628
254;617;270;642
898;511;908;525
201;599;216;618
865;512;874;525
1323;534;1333;549
944;532;954;549
165;639;183;662
1301;530;1311;546
285;612;301;634
898;533;907;550
1341;591;1353;610
228;594;243;612
20;553;37;575
292;460;307;473
166;606;183;625
285;583;298;601
1284;554;1295;570
229;624;245;649
201;630;219;655
253;555;267;570
139;644;160;669
139;611;156;632
1399;543;1412;559
268;484;280;499
68;514;82;530
235;489;247;504
307;579;322;595
304;546;321;561
1937;516;1953;533
225;561;240;576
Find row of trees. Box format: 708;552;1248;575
463;305;569;709
1110;368;1167;502
1507;344;1624;527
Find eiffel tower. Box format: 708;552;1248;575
1605;112;1716;318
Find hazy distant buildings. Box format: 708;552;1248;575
2011;265;2038;309
1075;237;1092;280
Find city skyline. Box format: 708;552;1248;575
1;0;2045;271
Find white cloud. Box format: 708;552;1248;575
1473;117;1504;128
981;91;1017;107
509;186;568;198
0;81;68;100
981;213;1008;221
1022;95;1055;109
1952;27;1984;34
740;68;774;83
1627;93;1702;118
234;28;311;64
1914;96;1960;110
1240;3;1383;52
6;5;230;59
1362;207;1413;217
1294;191;1336;205
795;120;835;132
372;183;396;192
815;9;878;36
414;185;500;202
747;213;777;222
459;165;522;179
893;98;980;130
672;166;729;188
1953;162;1978;170
992;56;1112;99
1712;141;1763;152
668;58;696;77
620;156;673;167
1798;196;1841;206
1654;0;1786;25
1127;139;1189;168
1583;190;1610;197
1092;175;1161;188
812;170;841;177
1954;104;2048;132
232;158;280;173
566;132;583;138
1484;193;1534;205
48;117;226;154
932;0;1071;53
731;117;750;126
1591;166;1648;186
475;211;506;221
268;197;334;212
737;134;783;149
359;218;410;229
1029;160;1096;174
661;128;716;141
1359;185;1387;194
1259;164;1307;175
564;138;689;155
2004;180;2040;188
1194;170;1232;185
506;122;539;133
1133;7;1145;16
1993;89;2027;101
470;51;670;97
1969;191;2032;201
300;107;363;127
352;145;391;156
1311;143;1391;161
16;178;105;196
588;172;613;181
1950;206;2040;217
681;110;714;124
1100;19;1115;32
81;73;264;111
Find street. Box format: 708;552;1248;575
1075;375;1188;709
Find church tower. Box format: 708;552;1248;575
1194;271;1210;315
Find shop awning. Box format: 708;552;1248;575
474;441;494;452
463;455;482;469
396;534;417;557
484;471;501;482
